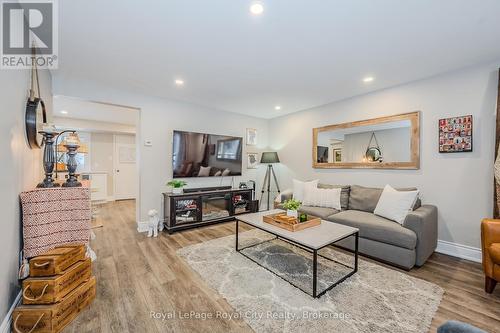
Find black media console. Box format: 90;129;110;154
163;187;257;233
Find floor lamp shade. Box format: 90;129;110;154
260;152;280;164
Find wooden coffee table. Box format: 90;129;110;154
235;209;359;298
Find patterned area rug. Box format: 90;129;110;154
177;229;443;333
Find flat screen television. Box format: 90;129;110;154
172;130;243;178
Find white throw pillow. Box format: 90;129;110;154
303;186;342;210
374;185;419;224
197;166;211;177
292;179;319;202
213;170;222;177
221;168;231;176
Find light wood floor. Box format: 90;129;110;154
66;200;500;333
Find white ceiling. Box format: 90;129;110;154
54;0;500;119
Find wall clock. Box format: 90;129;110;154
25;50;47;149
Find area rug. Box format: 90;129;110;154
177;229;443;333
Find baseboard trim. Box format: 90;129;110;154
137;221;149;233
106;196;115;202
0;291;21;333
435;240;482;263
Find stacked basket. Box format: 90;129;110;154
12;244;95;333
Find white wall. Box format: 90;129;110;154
52;77;269;224
0;69;52;320
269;61;500;249
342;127;411;162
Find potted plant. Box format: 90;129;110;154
167;180;187;194
283;198;301;219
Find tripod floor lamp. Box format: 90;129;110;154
260;152;281;210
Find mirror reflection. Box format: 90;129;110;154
316;119;413;164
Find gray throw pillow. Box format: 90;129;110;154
317;184;350;210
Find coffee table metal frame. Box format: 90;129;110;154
235;219;359;298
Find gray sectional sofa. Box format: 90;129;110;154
276;184;438;270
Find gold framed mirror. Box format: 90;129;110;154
313;111;420;169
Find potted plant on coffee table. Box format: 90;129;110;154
283;199;301;219
167;180;187;194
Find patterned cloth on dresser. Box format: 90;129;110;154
20;186;92;258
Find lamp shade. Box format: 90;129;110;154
260;152;280;164
56;132;89;154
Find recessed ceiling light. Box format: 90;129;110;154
250;2;264;15
60;110;68;114
274;105;281;110
363;76;375;83
175;79;184;86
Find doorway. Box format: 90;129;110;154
53;95;140;223
114;134;137;200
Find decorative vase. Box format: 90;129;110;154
287;209;298;218
37;130;61;188
172;187;183;194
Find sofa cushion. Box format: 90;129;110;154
326;210;417;249
209;167;222;176
318;184;350;210
299;206;340;219
348;185;421;213
348;185;381;212
179;161;193;175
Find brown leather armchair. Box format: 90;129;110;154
481;218;500;293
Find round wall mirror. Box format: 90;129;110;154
365;147;382;162
25;97;47;149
